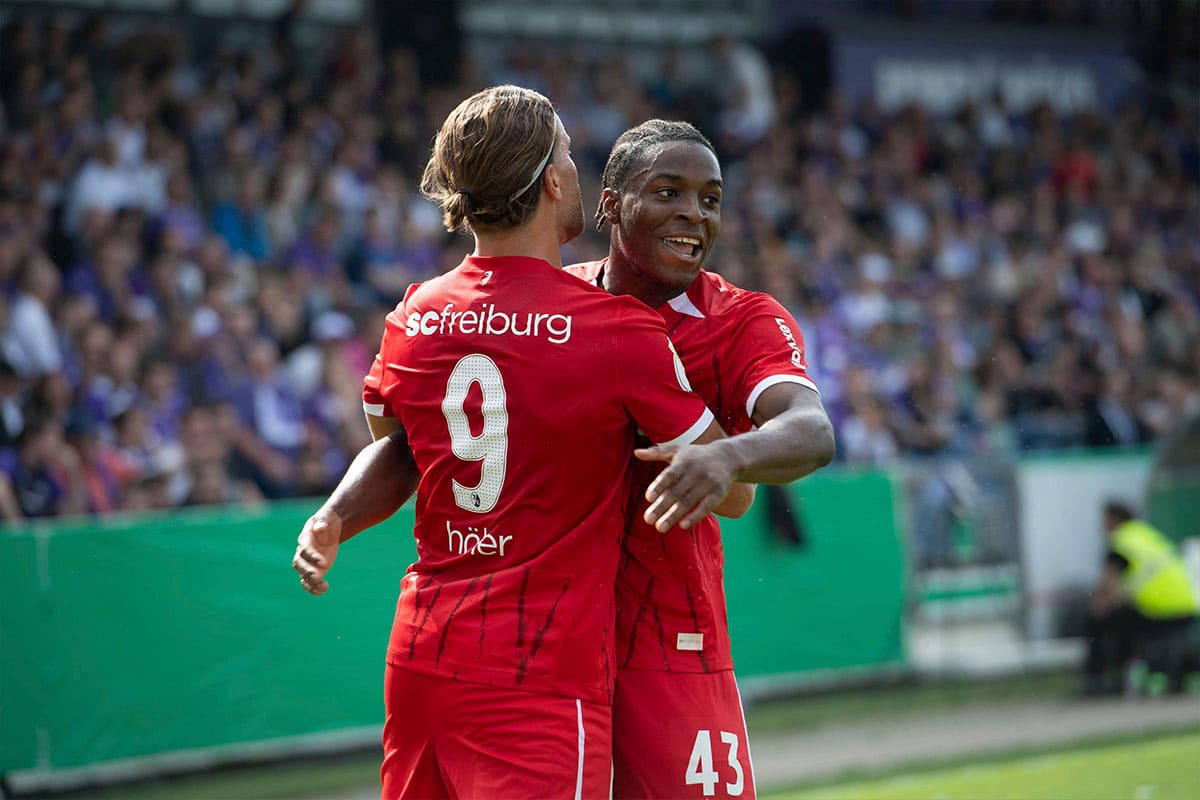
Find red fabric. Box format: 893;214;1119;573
612;669;756;800
364;254;712;704
381;664;612;799
569;261;816;673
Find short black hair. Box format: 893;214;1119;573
1103;500;1136;524
595;119;716;231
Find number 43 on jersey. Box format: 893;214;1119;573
686;729;745;797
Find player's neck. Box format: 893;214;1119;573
472;210;564;269
603;252;679;310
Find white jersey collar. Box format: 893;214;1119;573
667;290;705;319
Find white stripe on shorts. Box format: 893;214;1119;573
575;698;585;800
735;677;757;796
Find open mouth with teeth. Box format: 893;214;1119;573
662;236;702;259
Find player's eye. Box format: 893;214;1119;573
704;194;721;207
655;187;678;199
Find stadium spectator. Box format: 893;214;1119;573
0;358;24;447
3;251;64;378
178;403;262;508
3;414;84;518
211;167;271;262
229;337;306;499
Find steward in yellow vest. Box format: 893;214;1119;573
1109;519;1199;620
1083;501;1199;695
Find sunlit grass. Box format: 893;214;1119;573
768;731;1200;800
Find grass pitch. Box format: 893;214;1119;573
769;730;1200;800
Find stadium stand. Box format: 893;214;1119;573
0;4;1196;521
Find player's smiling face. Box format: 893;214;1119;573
614;141;722;294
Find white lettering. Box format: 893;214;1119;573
445;520;512;557
875;56;1099;114
403;305;574;343
546;314;571;344
776;317;805;369
485;305;511;336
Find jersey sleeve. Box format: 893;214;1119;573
614;302;714;446
362;353;390;417
727;295;820;421
362;286;421;418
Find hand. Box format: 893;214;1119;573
635;442;737;532
293;509;342;595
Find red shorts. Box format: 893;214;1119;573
381;663;612;799
613;669;756;800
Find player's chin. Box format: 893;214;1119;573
657;244;707;281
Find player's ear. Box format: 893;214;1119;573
600;188;621;224
544;163;564;202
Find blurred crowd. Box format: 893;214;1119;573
0;10;1197;521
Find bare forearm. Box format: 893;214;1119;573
722;408;836;485
321;432;418;542
713;482;756;518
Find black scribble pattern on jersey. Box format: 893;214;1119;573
436;574;480;666
650;586;673;671
515;566;531;649
408;575;444;660
517;577;571;685
477;573;494;660
601;624;613;704
685;580;712;673
619;477;642;572
709;347;727;427
621;575;651;668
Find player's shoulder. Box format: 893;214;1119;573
565;259;604;285
392;259;464;301
695;269;790;319
562;259;662;319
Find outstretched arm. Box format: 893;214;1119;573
294;425;420;595
731;383;835;484
637;383;834;527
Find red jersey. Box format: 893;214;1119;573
568;260;818;673
362;254;714;703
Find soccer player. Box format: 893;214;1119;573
572;119;835;799
294;87;740;799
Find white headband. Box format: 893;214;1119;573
508;138;556;202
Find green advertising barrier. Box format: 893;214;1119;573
1;468;907;781
723;470;907;694
1;500;413;780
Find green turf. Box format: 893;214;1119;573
767;731;1200;800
